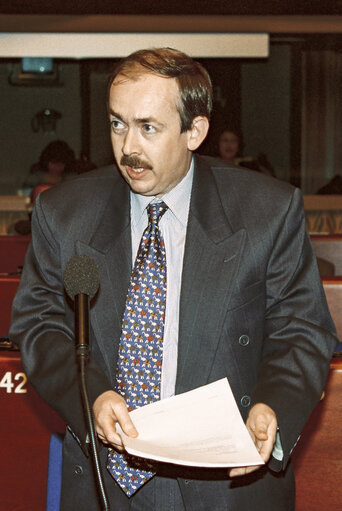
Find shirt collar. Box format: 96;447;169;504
130;157;194;228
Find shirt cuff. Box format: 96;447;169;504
272;429;284;461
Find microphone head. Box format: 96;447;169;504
63;255;100;300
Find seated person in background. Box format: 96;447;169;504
23;140;77;193
30;183;54;204
218;128;275;176
218;127;242;164
12;141;76;235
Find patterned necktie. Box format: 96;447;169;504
107;201;168;497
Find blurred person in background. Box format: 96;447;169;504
23;140;77;193
218;127;275;176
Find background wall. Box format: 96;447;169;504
241;45;292;183
88;62;115;168
0;61;82;194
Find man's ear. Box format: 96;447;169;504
187;116;210;151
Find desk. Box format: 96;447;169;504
0;235;31;274
0;350;341;509
303;195;342;234
0;196;30;235
292;357;342;510
0;275;21;337
312;235;342;275
0;351;65;511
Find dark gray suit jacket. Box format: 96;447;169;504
10;155;337;510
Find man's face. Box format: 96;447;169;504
109;73;193;197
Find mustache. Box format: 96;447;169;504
120;155;152;170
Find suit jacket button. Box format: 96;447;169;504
240;395;251;407
74;465;83;475
238;334;250;346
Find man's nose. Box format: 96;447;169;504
122;128;140;155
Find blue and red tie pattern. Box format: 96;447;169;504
107;201;168;497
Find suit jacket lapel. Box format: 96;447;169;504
76;174;132;381
176;156;246;394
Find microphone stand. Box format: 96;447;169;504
75;293;110;511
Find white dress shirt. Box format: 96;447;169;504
130;161;194;399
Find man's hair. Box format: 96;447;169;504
108;47;213;133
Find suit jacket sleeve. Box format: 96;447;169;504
9;193;113;451
250;187;337;470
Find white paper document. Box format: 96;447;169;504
117;378;264;468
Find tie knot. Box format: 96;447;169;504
147;201;168;225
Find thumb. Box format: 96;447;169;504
121;416;138;438
254;418;268;440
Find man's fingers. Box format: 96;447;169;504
247;404;278;465
228;465;260;477
93;390;138;449
247;404;277;441
251;416;269;440
113;399;138;438
94;407;122;446
120;415;138;438
228;403;278;478
96;425;108;443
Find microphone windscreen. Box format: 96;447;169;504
63;255;100;300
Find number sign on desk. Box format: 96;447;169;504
0;369;27;393
0;351;65;511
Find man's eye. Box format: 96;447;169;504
143;124;156;134
111;119;124;131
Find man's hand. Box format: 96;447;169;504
93;390;138;451
228;403;278;478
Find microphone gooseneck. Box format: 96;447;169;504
63;255;109;511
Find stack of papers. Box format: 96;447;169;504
117;378;264;468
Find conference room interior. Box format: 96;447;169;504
0;8;342;510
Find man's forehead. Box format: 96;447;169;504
109;73;180;117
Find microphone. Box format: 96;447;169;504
63;255;100;361
63;255;109;510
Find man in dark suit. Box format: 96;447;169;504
10;48;337;510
